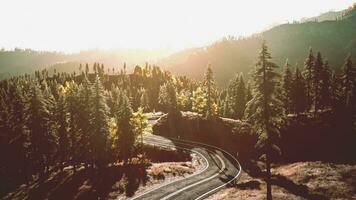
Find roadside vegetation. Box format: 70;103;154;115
1;40;355;199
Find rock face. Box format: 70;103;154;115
153;112;258;159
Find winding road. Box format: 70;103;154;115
129;134;241;200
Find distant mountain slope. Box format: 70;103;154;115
0;48;174;78
159;5;356;86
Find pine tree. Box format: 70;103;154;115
77;76;92;166
244;41;284;200
341;55;356;108
320;61;332;109
291;67;307;115
282;60;293;113
1;81;29;180
313;52;324;116
330;72;343;109
234;74;247;119
90;76;110;167
203;65;217;118
246;83;253;103
55;85;70;170
117;93;135;163
27;83;58;176
303;48;314;110
65;80;81;169
158;81;178;114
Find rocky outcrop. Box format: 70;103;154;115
153;112;257;159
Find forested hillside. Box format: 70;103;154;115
0;48;172;79
1;40;355;199
160;5;356;86
1;6;355;86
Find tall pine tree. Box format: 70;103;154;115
245;41;284;200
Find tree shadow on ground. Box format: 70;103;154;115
4;164;148;200
239;160;328;200
236;180;261;190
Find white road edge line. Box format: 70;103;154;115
145;137;231;200
161;152;225;200
129;139;209;200
166;137;242;200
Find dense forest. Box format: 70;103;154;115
0;48;172;79
1;41;355;198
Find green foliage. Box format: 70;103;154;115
282;60;293;113
131;107;150;147
244;41;284;199
341;55;356;108
203;66;217;118
226;73;247;119
191;87;207;115
116;93;135;162
158;81;178;113
89;76;111;167
291;67;307;114
27;82;58;174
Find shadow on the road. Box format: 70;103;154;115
218;174;237;187
4;164;148;200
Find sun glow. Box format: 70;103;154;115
0;0;354;52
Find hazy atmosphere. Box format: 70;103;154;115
0;0;354;51
1;1;355;200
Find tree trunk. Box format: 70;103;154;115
266;151;272;200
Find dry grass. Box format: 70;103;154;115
109;152;205;199
207;161;356;200
148;162;195;179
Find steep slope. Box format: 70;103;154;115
159;6;356;86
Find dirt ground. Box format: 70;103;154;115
111;152;205;199
1;152;205;200
207;161;356;200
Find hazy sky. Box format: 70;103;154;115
0;0;354;52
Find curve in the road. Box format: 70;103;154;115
130;139;210;200
130;135;241;200
167;137;242;200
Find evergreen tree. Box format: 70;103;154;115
246;83;253;103
320;61;332;108
55;85;70;170
1;81;29;181
203;65;217;118
282;60;293;113
303;48;314;110
313;52;324;116
291;67;307;115
234;74;247;119
244;41;284;200
77;76;92;165
89;76;111;167
341;55;356;108
27;83;58;176
65;80;81;169
117;93;135;163
158;81;178;114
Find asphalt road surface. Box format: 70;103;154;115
129;134;241;200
